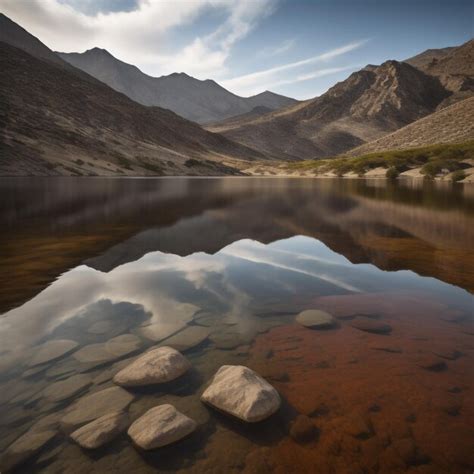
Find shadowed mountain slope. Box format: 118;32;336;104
207;60;450;160
406;39;474;93
58;48;297;124
0;13;66;66
0;42;265;176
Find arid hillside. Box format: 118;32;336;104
0;42;265;176
207;60;449;160
346;97;474;156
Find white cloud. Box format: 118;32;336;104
221;39;368;92
258;65;360;93
258;38;296;57
0;0;277;78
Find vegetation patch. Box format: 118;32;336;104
284;141;474;177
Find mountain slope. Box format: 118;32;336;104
207;60;450;160
0;42;265;176
0;13;66;66
58;48;297;124
345;97;474;156
406;39;474;94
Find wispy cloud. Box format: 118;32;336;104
221;39;368;92
0;0;277;79
258;65;361;93
258;38;296;57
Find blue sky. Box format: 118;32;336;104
1;0;472;99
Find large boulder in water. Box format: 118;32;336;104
113;346;191;387
128;404;196;450
201;365;281;422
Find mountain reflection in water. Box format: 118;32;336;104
0;177;473;473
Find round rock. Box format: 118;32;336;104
296;310;336;329
70;411;128;449
128;404;196;450
28;340;78;367
201;365;281;422
113;346;191;387
290;415;318;443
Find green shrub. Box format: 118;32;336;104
185;159;201;167
450;170;466;182
386;167;399;179
117;156;133;170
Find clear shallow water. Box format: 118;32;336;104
0;178;473;473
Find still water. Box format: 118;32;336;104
0;177;473;473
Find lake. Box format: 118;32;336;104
0;177;473;473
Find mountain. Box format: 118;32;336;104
57;48;297;124
345;97;474;156
0;39;267;176
405;39;474;94
0;13;66;66
405;46;456;71
207;60;450;160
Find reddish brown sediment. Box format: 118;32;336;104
247;292;474;473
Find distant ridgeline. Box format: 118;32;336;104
0;12;473;176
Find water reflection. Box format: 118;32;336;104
0;178;473;473
1;178;473;313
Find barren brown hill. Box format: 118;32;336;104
406;39;474;96
0;42;265;176
345;97;474;156
207;60;449;160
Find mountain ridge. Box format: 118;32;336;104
57;47;297;124
0;41;266;176
207;59;450;160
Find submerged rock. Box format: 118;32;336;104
87;320;114;335
42;374;92;403
209;332;242;350
0;430;56;471
160;326;210;352
72;334;141;365
289;415;318;443
28;339;78;367
351;317;392;334
201;365;281;422
128;404;196;450
296;309;336;329
113;346;191;387
137;321;186;342
417;356;447;372
70;411;128;449
60;386;134;432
